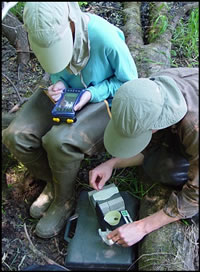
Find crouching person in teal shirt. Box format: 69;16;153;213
2;2;138;238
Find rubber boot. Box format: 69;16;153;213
17;151;55;219
35;162;80;238
30;181;54;219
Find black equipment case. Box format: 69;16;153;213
64;190;139;271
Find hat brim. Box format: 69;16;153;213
104;120;152;158
29;26;73;74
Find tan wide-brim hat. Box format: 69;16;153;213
104;120;152;158
104;76;187;158
23;2;73;74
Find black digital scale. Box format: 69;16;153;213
52;88;86;123
64;190;139;271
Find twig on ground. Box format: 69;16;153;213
16;50;34;53
2;252;12;271
2;260;12;271
18;255;27;270
2;72;22;102
54;238;67;256
10;247;20;267
2;23;24;30
23;223;70;271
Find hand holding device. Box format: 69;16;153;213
74;90;91;111
48;81;65;101
52;88;87;123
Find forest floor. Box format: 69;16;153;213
1;2;198;271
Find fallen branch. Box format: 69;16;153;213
2;11;30;65
24;223;70;271
123;2;199;77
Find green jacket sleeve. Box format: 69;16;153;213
87;45;138;102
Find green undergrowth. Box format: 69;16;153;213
110;167;157;200
148;3;169;43
10;2;25;21
171;7;199;67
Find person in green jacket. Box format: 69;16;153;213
89;68;199;247
2;2;137;238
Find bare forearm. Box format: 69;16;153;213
108;209;180;247
140;209;180;235
106;153;144;169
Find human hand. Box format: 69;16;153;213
89;161;114;190
73;90;91;111
47;81;65;101
107;221;147;247
107;208;180;247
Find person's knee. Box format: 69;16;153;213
42;128;73;156
2;126;18;152
2;125;41;155
42;126;84;163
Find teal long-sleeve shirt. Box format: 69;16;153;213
50;14;138;103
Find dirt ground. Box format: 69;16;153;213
1;2;198;271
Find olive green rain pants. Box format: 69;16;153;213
2;86;110;238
